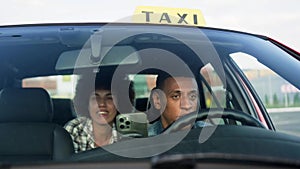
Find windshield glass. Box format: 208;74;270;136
0;1;300;168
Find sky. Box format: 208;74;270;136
1;0;299;51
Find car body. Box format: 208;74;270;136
0;23;300;168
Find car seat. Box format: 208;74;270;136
52;98;77;126
0;88;74;163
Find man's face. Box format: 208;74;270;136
153;76;199;128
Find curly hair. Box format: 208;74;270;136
73;73;135;117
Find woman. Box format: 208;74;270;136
64;74;135;153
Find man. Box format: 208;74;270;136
148;72;200;136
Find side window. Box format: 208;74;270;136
23;75;78;99
200;63;227;108
130;74;156;99
129;74;157;112
230;52;300;136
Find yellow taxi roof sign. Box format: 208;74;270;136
132;6;206;26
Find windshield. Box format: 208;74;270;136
0;1;300;168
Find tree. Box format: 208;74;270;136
294;93;300;106
273;93;279;107
264;95;270;107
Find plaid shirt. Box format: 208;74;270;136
64;116;118;153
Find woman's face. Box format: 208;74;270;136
88;89;118;126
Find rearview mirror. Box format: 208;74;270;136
55;46;140;71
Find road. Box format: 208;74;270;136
268;108;300;137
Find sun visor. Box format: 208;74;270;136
55;46;140;71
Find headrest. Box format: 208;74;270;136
0;88;53;122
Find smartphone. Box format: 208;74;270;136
116;112;148;138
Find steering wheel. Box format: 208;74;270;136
164;108;266;134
